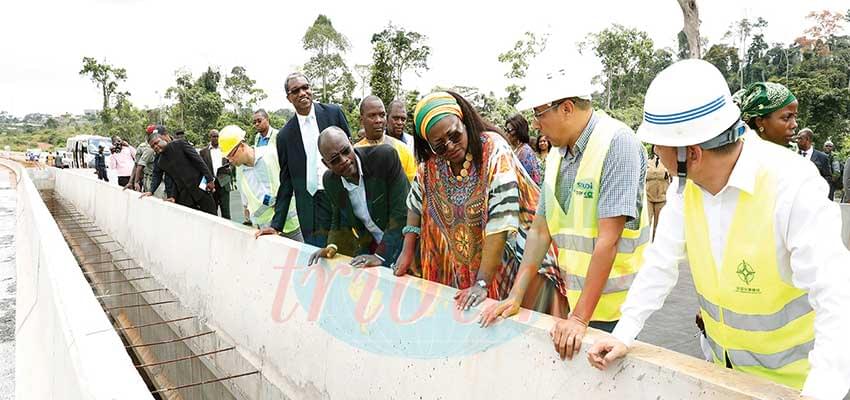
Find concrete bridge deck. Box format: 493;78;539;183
9;160;839;399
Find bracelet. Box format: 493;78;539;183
327;244;338;251
402;225;421;236
373;253;385;263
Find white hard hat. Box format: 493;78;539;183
637;59;741;147
517;68;594;111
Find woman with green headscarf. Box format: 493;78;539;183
393;91;567;318
735;82;799;146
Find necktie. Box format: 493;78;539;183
304;115;319;195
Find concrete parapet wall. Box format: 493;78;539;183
53;168;804;400
7;161;152;400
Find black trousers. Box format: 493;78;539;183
176;187;217;215
118;176;130;187
96;167;108;182
212;183;231;220
303;190;331;248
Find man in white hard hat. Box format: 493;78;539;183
587;59;850;399
482;68;649;360
219;125;303;241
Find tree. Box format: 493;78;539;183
796;10;847;55
580;25;672;110
704;44;742;89
165;67;225;144
723;17;768;90
498;32;548;107
369;24;431;106
677;0;702;59
354;64;372;99
223;66;267;114
79;57;128;124
302;15;352;104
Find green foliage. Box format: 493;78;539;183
580;25;673;110
498;32;548;107
223;66;267;115
79;57;129;124
302;15;352;105
165;67;225;144
369;24;431;106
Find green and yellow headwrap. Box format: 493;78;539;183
738;82;796;122
413;92;463;140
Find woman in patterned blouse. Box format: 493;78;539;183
393;92;566;316
505;114;543;186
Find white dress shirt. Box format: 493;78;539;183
800;148;813;160
209;146;222;174
297;104;327;193
611;137;850;400
340;153;383;243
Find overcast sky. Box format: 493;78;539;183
1;0;846;117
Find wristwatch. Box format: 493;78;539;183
475;279;488;289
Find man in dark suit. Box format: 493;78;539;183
200;129;235;219
258;72;351;246
307;127;409;267
143;133;217;214
797;128;832;194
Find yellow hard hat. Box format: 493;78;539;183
219;125;246;155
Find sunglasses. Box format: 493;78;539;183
429;130;463;156
288;84;310;96
325;145;352;166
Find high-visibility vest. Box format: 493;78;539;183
254;127;278;149
544;115;650;322
684;168;813;389
237;147;299;233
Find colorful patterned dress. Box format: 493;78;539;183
514;143;542;186
407;132;563;301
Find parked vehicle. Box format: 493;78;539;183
66;135;112;168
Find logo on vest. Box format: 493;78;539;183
735;260;760;294
573;180;594;199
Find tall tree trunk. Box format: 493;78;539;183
677;0;702;59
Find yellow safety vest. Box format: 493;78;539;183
684;169;814;389
544;115;650;322
237;148;299;233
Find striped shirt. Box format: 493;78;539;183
537;111;646;230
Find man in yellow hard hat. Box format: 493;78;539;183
219;125;302;241
587;59;850;399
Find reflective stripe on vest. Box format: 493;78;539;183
543;113;649;322
684;168;814;389
704;334;814;370
551;225;651;255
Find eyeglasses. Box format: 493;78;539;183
253;118;265;124
287;84;310;96
429;130;463;156
325;145;352;166
532;100;564;121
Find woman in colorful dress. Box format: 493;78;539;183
393;92;566;315
505;114;542;185
535;134;551;178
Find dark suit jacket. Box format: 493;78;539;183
271;102;351;236
151;139;214;201
199;145;235;191
810;149;832;183
323;145;410;263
